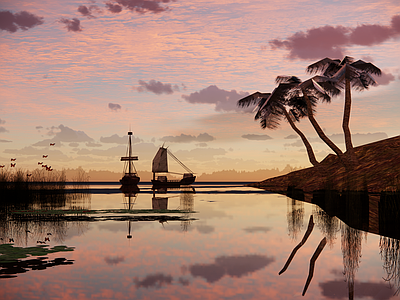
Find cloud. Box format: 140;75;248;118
189;254;275;283
181;85;249;112
108;103;121;111
105;0;175;14
59;18;82;32
134;80;179;95
0;139;12;143
375;70;397;86
33;125;94;145
134;273;173;288
196;225;214;234
284;134;298;140
0;127;8;133
86;142;102;147
269;15;400;60
104;256;125;265
0;119;5;125
174;148;227;161
77;5;101;18
100;134;142;144
284;132;388;147
0;10;44;33
69;142;79;147
160;133;215;143
36;126;43;130
241;134;272;141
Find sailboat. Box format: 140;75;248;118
151;146;196;187
120;131;140;186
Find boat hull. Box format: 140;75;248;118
152;175;196;188
120;174;140;186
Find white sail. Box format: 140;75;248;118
152;147;168;173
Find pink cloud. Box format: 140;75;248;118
78;5;102;18
105;0;176;14
374;70;396;86
0;10;44;33
135;79;179;95
59;18;82;32
270;15;400;60
181;85;249;112
108;103;122;111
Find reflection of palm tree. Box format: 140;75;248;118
312;205;340;247
307;57;381;164
286;198;304;240
341;223;363;300
380;237;400;295
237;77;320;166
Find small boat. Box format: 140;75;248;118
151;146;195;188
120;131;140;186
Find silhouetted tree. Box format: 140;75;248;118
237;76;320;166
306;56;381;164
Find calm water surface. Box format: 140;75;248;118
1;182;399;299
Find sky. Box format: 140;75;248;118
1;0;400;177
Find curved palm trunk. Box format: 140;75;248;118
283;109;319;167
343;79;358;165
302;90;344;158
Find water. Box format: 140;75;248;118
0;183;399;299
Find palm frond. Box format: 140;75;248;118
306;58;340;74
276;75;301;84
237;91;270;108
351;60;382;76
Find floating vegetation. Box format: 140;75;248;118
0;244;75;263
10;208;195;215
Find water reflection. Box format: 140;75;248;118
285;188;400;299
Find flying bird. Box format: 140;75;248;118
11;163;16;167
0;165;5;168
27;174;32;177
42;164;47;168
11;158;16;161
38;162;43;165
50;143;55;146
43;155;48;158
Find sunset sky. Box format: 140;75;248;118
1;0;399;176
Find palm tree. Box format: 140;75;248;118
278;75;345;159
237;77;320;166
306;56;381;164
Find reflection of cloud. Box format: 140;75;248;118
270;15;400;60
243;226;272;233
182;85;249;112
104;255;125;265
108;103;121;111
196;225;214;234
134;80;179;95
134;273;173;289
319;279;394;300
160;133;215;143
0;10;44;33
100;134;142;144
189;254;275;283
242;134;272;141
59;18;82;32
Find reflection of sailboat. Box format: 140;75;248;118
120;131;140;186
151;146;195;188
123;189;138;239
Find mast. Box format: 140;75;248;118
121;131;138;175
